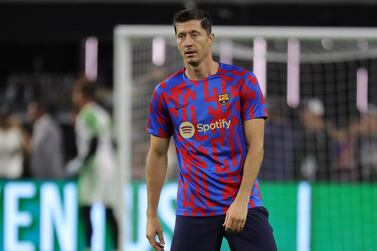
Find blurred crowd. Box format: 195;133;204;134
0;100;66;179
0;76;114;181
259;97;377;182
1;76;376;183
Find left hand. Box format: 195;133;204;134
65;159;82;177
223;199;248;232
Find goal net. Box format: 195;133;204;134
114;26;377;251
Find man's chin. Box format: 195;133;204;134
186;59;200;67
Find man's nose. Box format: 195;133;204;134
184;36;193;47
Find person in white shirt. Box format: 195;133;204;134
0;104;29;179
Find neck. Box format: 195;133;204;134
0;123;9;129
184;57;219;80
78;100;93;110
35;112;46;121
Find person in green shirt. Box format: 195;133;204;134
67;77;119;251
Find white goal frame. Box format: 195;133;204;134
113;25;377;251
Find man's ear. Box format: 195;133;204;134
209;32;215;46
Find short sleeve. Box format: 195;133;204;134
240;72;268;121
147;85;173;138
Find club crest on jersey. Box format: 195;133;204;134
218;93;230;105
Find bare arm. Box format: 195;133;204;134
235;119;265;204
146;135;170;250
223;118;265;232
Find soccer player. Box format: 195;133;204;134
146;8;277;251
66;77;119;251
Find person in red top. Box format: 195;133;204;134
146;8;277;251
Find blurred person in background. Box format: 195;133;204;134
66;77;119;251
259;96;295;181
27;100;65;179
0;104;29;179
295;98;333;181
357;104;377;180
328;118;358;181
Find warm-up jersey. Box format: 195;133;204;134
147;63;268;216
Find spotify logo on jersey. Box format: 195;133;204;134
179;121;195;139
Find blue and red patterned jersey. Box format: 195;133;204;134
147;63;268;216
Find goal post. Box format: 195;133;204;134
114;25;377;251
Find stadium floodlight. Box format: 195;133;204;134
85;36;98;81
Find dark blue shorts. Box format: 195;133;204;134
171;207;277;251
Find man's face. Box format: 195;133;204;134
72;88;83;108
175;20;214;67
27;102;39;122
300;108;323;130
360;114;377;133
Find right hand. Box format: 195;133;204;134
146;216;165;251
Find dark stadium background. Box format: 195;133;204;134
1;1;377;84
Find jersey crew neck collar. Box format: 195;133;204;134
183;62;222;81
